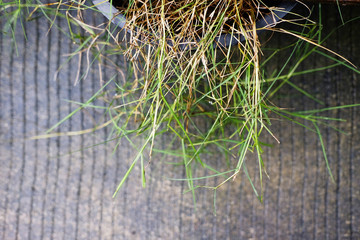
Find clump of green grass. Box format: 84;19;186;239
100;1;360;203
103;0;291;200
4;0;359;205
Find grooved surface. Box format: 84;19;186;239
1;4;360;240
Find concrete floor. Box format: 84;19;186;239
1;3;360;240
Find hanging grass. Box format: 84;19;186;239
95;0;358;202
3;0;358;205
100;0;302;200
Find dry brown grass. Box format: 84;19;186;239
113;0;268;39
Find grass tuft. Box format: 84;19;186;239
2;0;359;203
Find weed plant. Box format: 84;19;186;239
1;0;359;204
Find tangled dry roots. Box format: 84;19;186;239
113;0;269;41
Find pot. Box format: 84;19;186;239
92;0;296;47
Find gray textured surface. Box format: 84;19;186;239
1;4;360;240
